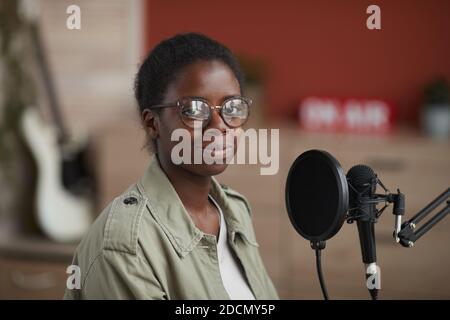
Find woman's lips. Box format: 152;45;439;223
194;143;235;160
195;145;234;153
198;143;234;150
192;133;237;161
197;137;236;151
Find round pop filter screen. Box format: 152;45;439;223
285;150;349;242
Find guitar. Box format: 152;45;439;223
19;1;94;242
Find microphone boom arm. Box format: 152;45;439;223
395;187;450;248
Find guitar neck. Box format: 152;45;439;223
30;23;69;144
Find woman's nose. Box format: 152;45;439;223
207;107;228;132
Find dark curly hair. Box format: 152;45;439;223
134;33;245;114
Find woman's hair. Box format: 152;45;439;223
134;32;245;114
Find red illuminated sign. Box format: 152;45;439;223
298;96;397;134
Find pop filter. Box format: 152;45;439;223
285;150;349;243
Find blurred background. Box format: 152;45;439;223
0;0;449;299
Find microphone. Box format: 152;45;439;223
285;150;381;300
346;165;380;300
287;149;448;300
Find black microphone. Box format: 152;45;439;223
346;165;380;300
286;150;383;300
287;150;447;300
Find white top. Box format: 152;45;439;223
209;195;256;300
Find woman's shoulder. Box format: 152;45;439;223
74;183;149;261
65;183;169;299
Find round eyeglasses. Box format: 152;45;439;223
147;96;251;128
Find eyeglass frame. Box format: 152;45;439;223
146;96;252;128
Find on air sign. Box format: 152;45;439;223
299;96;397;134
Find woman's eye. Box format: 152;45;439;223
183;108;194;116
183;109;198;116
226;107;239;115
225;101;245;115
182;105;208;118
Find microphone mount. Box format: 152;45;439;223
346;174;398;225
346;174;450;248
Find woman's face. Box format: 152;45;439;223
155;59;242;177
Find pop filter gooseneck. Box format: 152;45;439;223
285;150;349;299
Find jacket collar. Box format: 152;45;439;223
137;155;248;258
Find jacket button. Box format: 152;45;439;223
123;196;138;205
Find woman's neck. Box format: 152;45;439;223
156;155;212;213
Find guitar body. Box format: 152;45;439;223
21;107;93;242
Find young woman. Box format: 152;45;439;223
64;33;279;300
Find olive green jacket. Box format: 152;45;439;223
63;156;279;300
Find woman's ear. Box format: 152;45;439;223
142;109;160;139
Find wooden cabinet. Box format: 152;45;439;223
0;258;69;299
0;234;75;300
